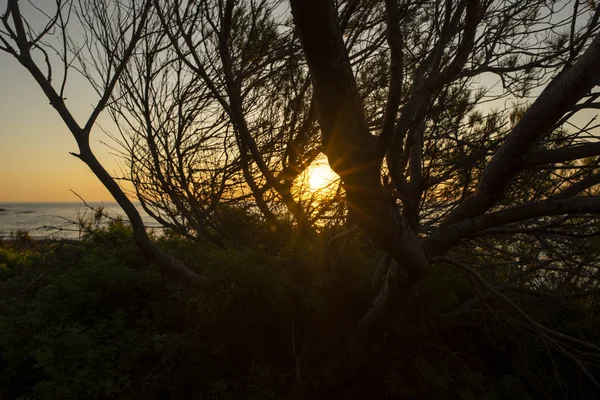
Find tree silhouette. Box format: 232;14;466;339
2;0;600;392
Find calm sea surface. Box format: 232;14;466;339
0;202;160;240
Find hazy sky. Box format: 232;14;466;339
0;1;598;203
0;43;120;202
0;0;130;203
3;59;596;204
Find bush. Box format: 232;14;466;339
0;223;298;399
10;229;37;249
1;221;599;399
0;241;165;399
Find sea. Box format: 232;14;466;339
0;202;160;240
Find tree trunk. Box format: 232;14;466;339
289;0;429;391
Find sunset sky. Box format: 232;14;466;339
0;51;119;202
0;2;598;203
2;46;599;202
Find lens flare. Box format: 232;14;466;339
307;162;338;191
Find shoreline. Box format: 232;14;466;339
1;237;83;249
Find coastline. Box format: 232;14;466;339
0;237;83;249
0;202;159;241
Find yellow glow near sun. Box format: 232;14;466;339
291;154;340;203
307;161;338;192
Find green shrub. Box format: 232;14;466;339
0;243;165;399
1;221;599;399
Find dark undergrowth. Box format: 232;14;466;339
1;220;599;399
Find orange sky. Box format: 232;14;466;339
2;50;599;203
1;5;598;203
0;52;120;202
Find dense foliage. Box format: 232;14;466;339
1;220;599;399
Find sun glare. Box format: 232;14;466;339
291;154;340;202
307;161;338;192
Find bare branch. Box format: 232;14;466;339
427;197;600;256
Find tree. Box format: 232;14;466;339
2;0;600;394
106;0;323;239
289;0;600;388
0;0;216;289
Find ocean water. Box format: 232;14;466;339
0;202;160;240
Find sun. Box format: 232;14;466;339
307;161;338;191
291;154;340;199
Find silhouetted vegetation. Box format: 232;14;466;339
1;219;599;399
3;0;600;397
